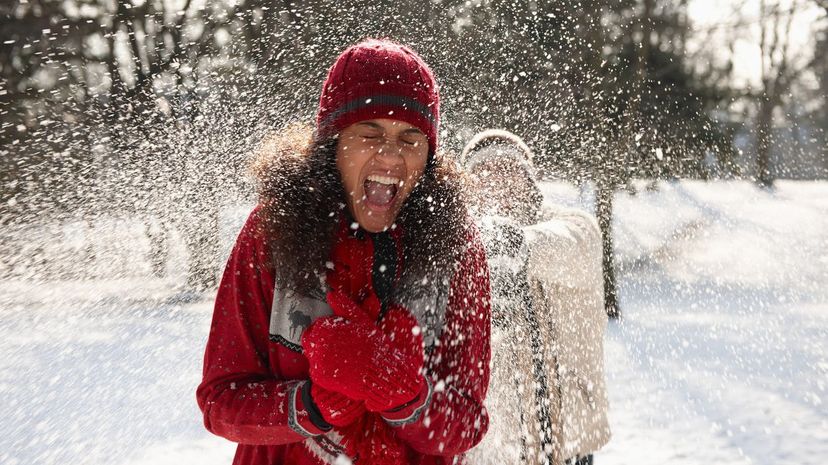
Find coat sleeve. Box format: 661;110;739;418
382;224;492;458
524;204;603;290
195;206;329;445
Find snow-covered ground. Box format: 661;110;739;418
591;181;828;465
0;180;825;465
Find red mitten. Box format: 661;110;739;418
309;383;366;427
325;289;375;323
302;292;426;413
380;304;425;364
331;292;427;413
376;305;429;415
328;290;424;358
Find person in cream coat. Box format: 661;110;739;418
463;130;610;465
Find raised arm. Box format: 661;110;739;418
524;204;603;290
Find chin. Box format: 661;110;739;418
355;207;399;233
357;216;395;233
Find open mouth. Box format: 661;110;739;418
363;174;401;209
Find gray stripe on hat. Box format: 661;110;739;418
321;94;436;128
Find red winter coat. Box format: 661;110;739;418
196;205;492;465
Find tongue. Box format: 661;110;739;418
364;180;398;206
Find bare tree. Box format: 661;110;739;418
754;0;816;187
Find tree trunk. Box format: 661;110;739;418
756;93;775;188
595;181;620;319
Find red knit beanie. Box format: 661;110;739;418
316;38;440;157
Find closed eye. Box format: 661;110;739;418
400;130;426;147
401;135;425;146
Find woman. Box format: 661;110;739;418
462;130;610;465
196;39;491;465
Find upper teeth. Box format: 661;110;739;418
367;175;401;185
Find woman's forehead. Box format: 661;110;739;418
348;119;423;134
470;157;528;178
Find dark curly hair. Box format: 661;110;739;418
251;123;470;296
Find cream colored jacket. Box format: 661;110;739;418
525;203;611;460
468;203;610;465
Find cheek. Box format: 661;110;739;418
336;148;367;190
404;153;429;183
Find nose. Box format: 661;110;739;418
374;138;405;165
